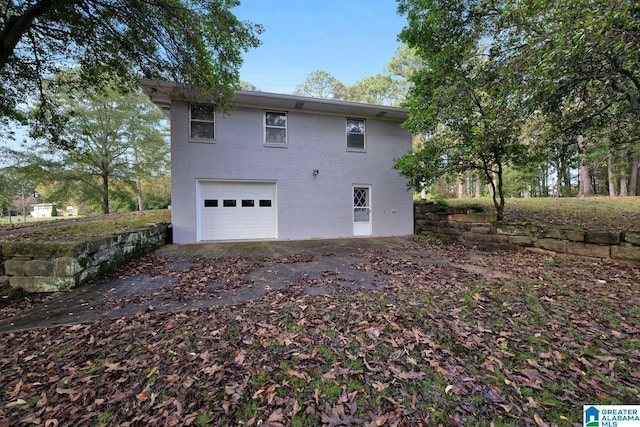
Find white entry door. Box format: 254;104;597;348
353;186;372;236
198;181;277;241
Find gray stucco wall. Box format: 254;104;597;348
170;101;413;243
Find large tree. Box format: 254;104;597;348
347;74;404;106
293;70;346;99
514;0;640;124
516;1;640;197
396;0;640;204
4;73;169;215
1;0;262;145
395;53;530;220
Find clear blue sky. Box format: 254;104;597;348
233;0;407;94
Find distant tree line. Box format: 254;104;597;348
291;45;418;107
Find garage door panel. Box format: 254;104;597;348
198;181;276;241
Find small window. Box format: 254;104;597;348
242;199;255;207
204;199;218;207
223;199;236;207
346;118;365;150
265;111;287;145
190;103;215;140
259;200;272;207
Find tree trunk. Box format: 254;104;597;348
630;153;639;196
21;187;27;222
134;145;144;211
495;169;505;221
483;165;504;221
554;161;562;196
102;172;110;214
456;175;464;199
475;173;481;198
577;135;594;196
136;176;144;211
619;153;628;197
563;167;572;196
607;151;617;196
559;146;572;196
0;1;58;68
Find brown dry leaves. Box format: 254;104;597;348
1;242;639;426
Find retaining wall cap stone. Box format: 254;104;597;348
623;232;640;245
566;242;611;259
1;241;78;257
496;224;534;236
611;245;640;264
542;228;586;242
586;231;621;245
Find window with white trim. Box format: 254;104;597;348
190;103;215;140
346;118;365;150
265;111;287;145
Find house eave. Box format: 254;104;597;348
139;79;408;122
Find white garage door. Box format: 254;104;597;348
198;181;277;241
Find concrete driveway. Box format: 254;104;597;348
0;236;496;332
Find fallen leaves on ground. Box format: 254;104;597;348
1;241;639;426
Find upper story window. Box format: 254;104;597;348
346;118;365;150
190;103;215;140
265;111;287;145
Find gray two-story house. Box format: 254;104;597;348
141;80;413;243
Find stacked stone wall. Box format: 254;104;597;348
0;223;169;293
414;202;640;264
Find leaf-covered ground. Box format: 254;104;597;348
1;241;638;426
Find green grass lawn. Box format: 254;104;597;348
445;196;640;231
0;209;171;242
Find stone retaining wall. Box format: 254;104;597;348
415;202;640;264
0;223;170;293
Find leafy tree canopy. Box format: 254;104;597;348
398;0;640;134
0;0;262;145
347;74;404;106
386;44;421;82
293;70;347;99
395;0;640;212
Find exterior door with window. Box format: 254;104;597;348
353;186;372;236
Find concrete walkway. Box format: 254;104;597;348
0;236;495;333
